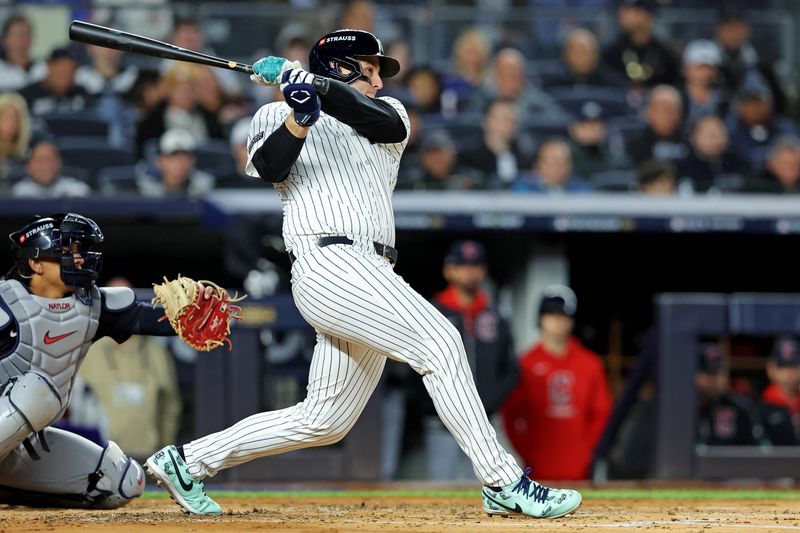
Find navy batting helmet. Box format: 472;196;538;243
309;29;400;84
9;213;103;292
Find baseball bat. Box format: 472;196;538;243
68;20;254;74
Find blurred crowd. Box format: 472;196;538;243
1;0;800;197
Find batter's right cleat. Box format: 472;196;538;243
145;445;221;515
482;468;581;519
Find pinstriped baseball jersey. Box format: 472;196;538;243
244;97;408;253
183;84;523;489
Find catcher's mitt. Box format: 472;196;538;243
151;276;245;351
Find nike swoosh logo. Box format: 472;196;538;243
43;331;77;344
482;489;523;513
169;451;194;492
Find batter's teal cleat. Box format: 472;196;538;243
145;445;221;515
482;468;581;519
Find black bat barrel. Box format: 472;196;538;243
69;20;253;74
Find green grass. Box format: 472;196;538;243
142;488;800;501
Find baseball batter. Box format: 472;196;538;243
147;29;581;519
0;213;219;509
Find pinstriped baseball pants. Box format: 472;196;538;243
185;241;522;486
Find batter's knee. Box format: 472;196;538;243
86;441;145;508
0;373;62;459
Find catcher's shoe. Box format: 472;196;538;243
482;468;581;519
145;445;221;515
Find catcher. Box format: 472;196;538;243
0;212;241;509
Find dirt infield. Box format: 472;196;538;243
4;494;800;532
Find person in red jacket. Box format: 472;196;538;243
762;336;800;434
502;285;612;480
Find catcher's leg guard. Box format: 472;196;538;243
0;431;144;509
0;373;61;460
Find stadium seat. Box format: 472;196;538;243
57;137;137;187
589;169;638;192
60;165;92;185
547;86;632;118
194;139;236;176
97;165;141;195
523;113;571;140
42;111;110;140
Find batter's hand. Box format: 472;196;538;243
250;56;302;86
280;69;321;127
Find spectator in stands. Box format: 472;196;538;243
726;71;798;169
547;28;625;89
78;277;183;460
676;115;748;193
0;91;31;186
75;45;139;97
459;98;535;187
440;29;491;111
715;3;786;115
762;336;800;441
136;128;215;197
135;63;225;156
601;0;679;89
627;85;688;164
415;240;519;480
695;341;765;446
568;101;624;180
512;138;593;193
383;39;414;99
274;22;312;67
467;48;565;118
218;117;260;188
194;64;242;126
502;285;613;480
0;14;45;92
10;136;91;197
680;40;728;125
19;46;91;116
404;66;442;115
339;0;376;32
744;136;800;194
637;159;677;195
396;102;424;187
407;130;480;191
166;17;240;97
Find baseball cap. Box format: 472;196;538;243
420;130;455;153
618;0;656;12
682;40;721;67
49;46;78;62
575;101;604;123
737;71;773;103
444;240;486;266
770;336;800;367
159;129;196;155
697;341;727;374
718;3;747;24
538;284;577;318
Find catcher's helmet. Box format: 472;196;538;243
9;213;104;292
309;29;400;84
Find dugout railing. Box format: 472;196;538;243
655;293;800;480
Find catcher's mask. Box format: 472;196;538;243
309;29;400;84
9;213;104;299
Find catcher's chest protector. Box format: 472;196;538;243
0;280;100;406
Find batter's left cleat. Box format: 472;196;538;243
482;467;581;519
145;445;221;515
